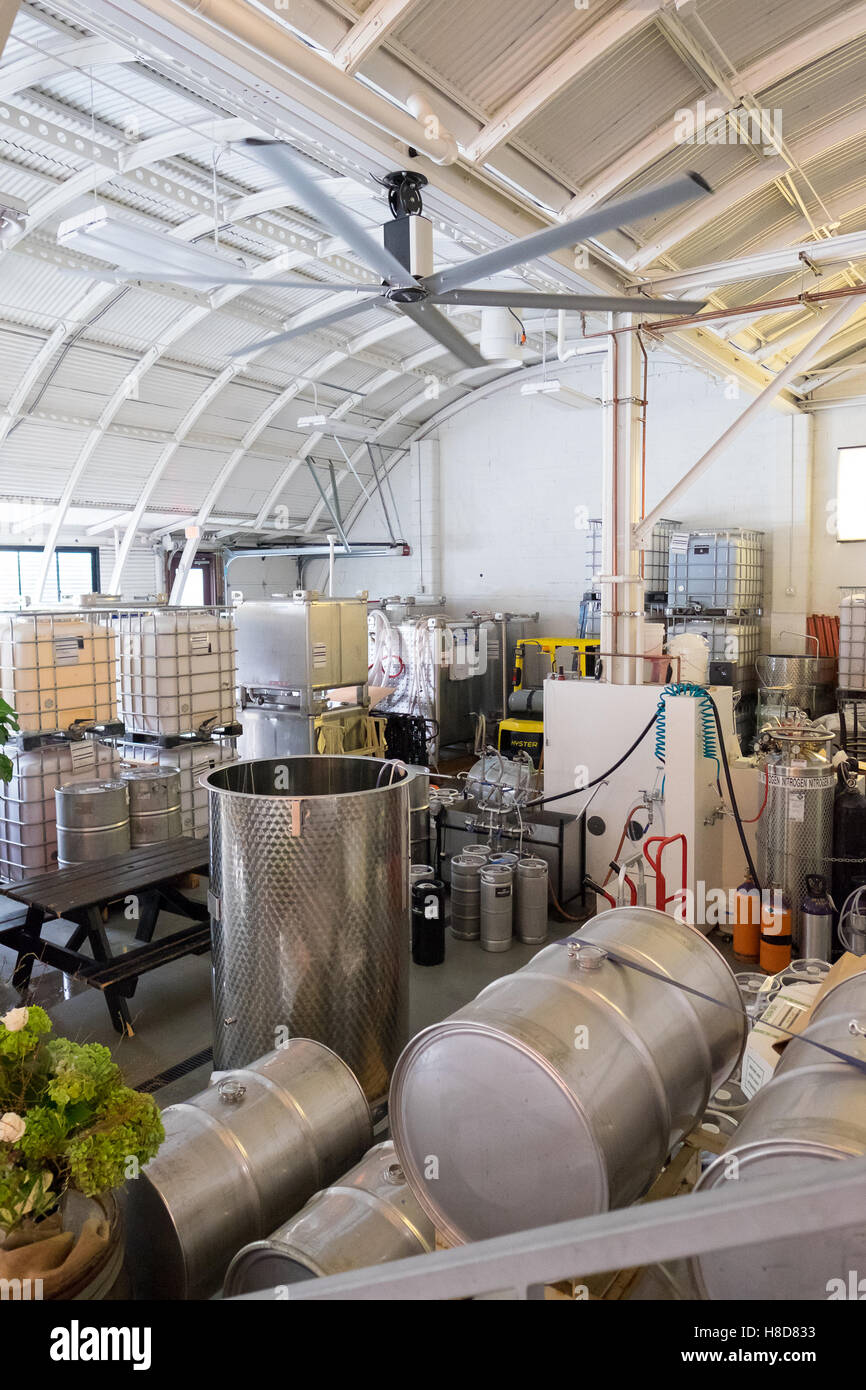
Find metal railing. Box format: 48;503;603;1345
230;1154;866;1301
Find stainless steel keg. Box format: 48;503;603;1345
55;780;130;866
121;767;182;846
480;863;513;952
391;907;745;1244
223;1141;435;1294
515;856;548;945
125;1040;372;1299
450;853;482;941
692;971;866;1299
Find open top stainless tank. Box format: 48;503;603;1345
205;756;410;1103
390;907;745;1245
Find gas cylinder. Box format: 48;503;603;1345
831;782;866;928
732;870;761;962
800;874;834;963
760;884;792;973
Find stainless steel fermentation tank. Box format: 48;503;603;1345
125;1040;372;1300
693;971;866;1299
372;610;533;759
390;907;745;1245
223;1141;435;1294
237;593;370;757
205;755;410;1103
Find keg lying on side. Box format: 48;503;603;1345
223;1141;435;1295
692;971;866;1300
125;1040;372;1299
390;907;745;1245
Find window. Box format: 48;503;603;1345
179;566;206;606
0;547;101;606
837;447;866;541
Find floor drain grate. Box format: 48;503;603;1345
137;1046;213;1094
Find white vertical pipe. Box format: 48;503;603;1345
412;439;441;598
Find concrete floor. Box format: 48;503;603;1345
0;881;580;1108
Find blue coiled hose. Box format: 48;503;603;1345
655;681;721;786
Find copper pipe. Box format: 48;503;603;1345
584;282;866;340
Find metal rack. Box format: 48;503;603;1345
116;605;237;739
667;527;764;616
582;519;682;638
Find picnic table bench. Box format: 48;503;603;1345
0;838;211;1037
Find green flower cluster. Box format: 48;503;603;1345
0;1004;52;1062
0;1005;164;1233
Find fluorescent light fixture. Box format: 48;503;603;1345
837;446;866;541
0;191;29;236
521;379;562;396
57;208;244;288
297;414;329;429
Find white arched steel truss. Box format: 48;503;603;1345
2;0;866;597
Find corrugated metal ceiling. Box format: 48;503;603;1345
0;0;865;543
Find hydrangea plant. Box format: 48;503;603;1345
0;1006;164;1234
0;696;18;784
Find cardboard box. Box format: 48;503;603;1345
740;981;821;1098
740;954;866;1098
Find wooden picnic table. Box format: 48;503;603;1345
0;837;211;1037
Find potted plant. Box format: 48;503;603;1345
0;1005;164;1298
0;694;18;785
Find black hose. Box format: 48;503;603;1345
526;708;660;810
705;691;762;891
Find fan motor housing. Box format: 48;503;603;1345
382;214;434;280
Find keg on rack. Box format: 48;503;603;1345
223;1142;435;1294
390;907;745;1245
450;853;482;940
55;780;130;867
480;863;513;952
121;767;182;847
516;856;548;945
692;972;866;1299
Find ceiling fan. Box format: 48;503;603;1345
226;140;712;365
60;140;713;366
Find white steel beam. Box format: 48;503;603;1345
0;35;132;98
331;0;421;76
17;116;255;598
634;296;862;543
560;2;866;219
464;0;662;165
628;109;866;273
635;226;866;295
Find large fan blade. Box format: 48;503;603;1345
68;267;386;292
429;289;708;315
424;172;712;294
396;301;487;369
241;138;417;288
229;296;375;356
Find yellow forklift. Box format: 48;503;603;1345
498;637;600;767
